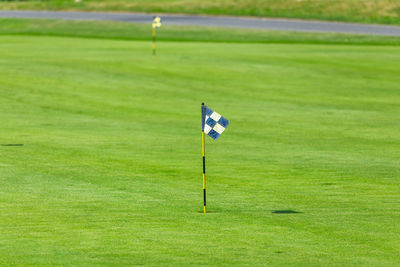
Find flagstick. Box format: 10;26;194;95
202;130;206;213
152;27;156;57
202;103;206;213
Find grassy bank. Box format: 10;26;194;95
1;0;400;25
1;18;400;46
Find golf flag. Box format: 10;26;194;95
202;105;230;140
201;103;229;214
152;17;162;56
152;16;162;29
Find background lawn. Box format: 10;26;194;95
2;0;400;25
2;18;400;46
0;21;399;265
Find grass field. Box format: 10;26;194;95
2;0;400;25
2;18;400;46
1;19;400;266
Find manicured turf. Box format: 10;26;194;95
2;0;400;25
0;24;399;265
2;18;400;46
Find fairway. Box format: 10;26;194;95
1;34;400;265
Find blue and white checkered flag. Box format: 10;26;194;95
201;104;229;140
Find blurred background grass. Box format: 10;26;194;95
1;0;400;25
1;18;400;45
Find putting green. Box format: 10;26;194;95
0;34;399;265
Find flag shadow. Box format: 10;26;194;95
272;210;303;214
1;144;24;146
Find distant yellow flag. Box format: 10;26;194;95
152;17;162;57
152;17;162;29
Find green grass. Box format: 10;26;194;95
2;0;400;25
2;18;400;46
0;20;400;266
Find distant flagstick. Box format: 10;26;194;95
201;102;230;214
152;27;156;56
201;103;207;213
152;17;162;57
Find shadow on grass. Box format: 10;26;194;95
1;144;24;146
272;210;303;214
321;182;336;186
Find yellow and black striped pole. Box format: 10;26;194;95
201;102;206;213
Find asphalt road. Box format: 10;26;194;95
1;10;400;36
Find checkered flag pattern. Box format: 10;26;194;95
202;106;229;140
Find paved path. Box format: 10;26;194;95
1;10;400;36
